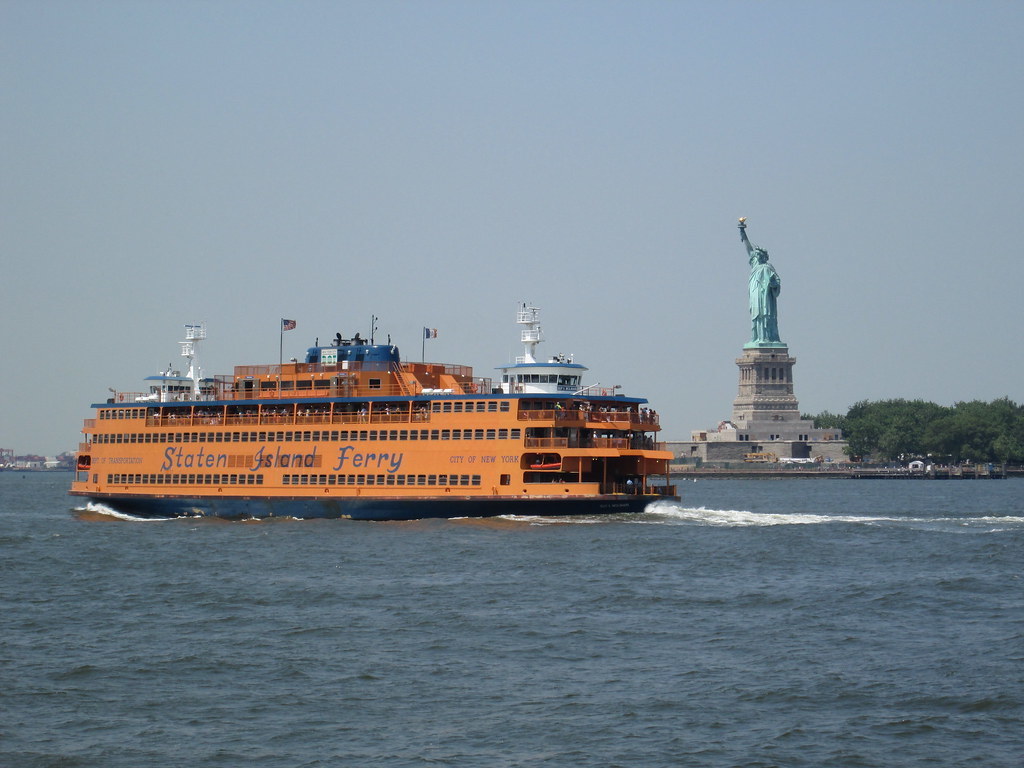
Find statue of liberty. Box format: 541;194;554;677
738;218;783;347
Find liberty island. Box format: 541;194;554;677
670;218;848;465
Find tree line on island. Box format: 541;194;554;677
806;398;1024;465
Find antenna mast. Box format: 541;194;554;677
181;323;206;395
516;303;542;364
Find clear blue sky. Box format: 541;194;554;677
3;1;1022;455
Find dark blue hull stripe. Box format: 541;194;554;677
72;493;675;521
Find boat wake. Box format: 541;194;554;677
71;503;302;523
643;500;1024;529
644;500;847;526
68;500;1024;529
71;501;173;522
496;514;606;525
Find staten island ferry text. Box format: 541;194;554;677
159;445;405;473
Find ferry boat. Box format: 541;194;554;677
69;306;678;520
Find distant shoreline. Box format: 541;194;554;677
669;466;1020;479
0;468;72;473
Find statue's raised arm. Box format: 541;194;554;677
738;216;754;257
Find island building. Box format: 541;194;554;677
667;220;848;465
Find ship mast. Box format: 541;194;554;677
180;323;206;396
516;303;543;364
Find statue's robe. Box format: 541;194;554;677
748;256;781;343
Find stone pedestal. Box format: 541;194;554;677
731;346;802;432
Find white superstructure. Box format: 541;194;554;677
137;323;212;402
497;304;588;395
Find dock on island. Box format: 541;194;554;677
669;464;1011;480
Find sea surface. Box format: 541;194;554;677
2;473;1022;767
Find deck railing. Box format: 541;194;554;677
523;437;668;451
598;482;677;496
108;375;494;404
145;409;437;428
524;437;570;448
518;408;660;428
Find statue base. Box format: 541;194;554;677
743;341;788;350
731;346;801;428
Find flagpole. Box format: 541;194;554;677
279;319;283;371
422;327;425;363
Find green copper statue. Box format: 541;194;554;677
738;217;784;348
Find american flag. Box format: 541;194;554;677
423;327;438;339
282;319;297;331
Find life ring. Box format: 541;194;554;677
116;393;127;403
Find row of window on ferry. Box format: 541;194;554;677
503;374;581;385
104;472;486;488
96;400;513;420
89;428;525;444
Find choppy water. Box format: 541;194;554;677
2;473;1022;767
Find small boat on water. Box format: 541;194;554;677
69;305;677;520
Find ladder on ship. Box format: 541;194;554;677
393;362;422;396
